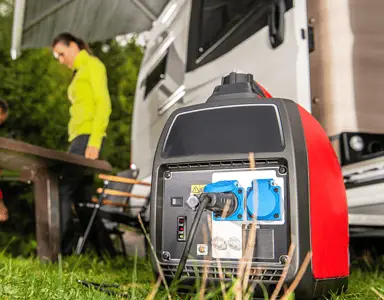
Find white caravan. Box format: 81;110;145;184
131;0;311;216
130;0;384;233
132;0;310;179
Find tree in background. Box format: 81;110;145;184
0;1;144;255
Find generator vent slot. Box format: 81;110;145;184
167;160;280;170
160;264;283;282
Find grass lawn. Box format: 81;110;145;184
0;251;384;300
0;252;154;299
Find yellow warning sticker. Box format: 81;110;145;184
191;184;206;194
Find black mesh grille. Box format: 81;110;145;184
160;264;284;282
167;159;280;170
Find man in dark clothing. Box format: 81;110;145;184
59;135;116;257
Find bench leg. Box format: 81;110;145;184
33;168;60;262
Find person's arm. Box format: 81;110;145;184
87;61;112;157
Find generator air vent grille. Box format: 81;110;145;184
160;264;283;282
167;160;280;170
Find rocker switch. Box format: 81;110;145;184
171;197;183;207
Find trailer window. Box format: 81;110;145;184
187;0;293;72
144;52;168;99
200;0;259;53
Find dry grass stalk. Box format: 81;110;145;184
234;231;250;294
221;197;232;219
270;242;296;300
244;269;262;299
138;214;172;300
145;276;162;300
207;214;213;234
242;152;258;292
234;153;258;299
199;224;209;300
371;287;384;300
234;277;243;300
216;257;227;297
280;251;312;300
249;152;255;169
206;214;227;298
242;222;257;291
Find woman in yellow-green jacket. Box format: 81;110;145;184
52;33;115;256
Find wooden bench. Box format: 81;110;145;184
0;137;112;261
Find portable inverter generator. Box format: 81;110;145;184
149;72;349;299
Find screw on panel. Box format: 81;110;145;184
237;214;242;219
162;251;171;260
279;255;289;264
278;166;287;174
164;171;172;179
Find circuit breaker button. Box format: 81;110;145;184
186;195;199;209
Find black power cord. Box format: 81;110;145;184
172;192;237;285
173;194;212;284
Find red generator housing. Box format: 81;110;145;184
149;72;350;299
260;76;350;284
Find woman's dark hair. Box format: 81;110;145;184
0;98;8;114
52;32;91;53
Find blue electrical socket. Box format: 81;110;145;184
203;180;245;221
246;179;282;221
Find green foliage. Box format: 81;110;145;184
91;39;143;170
0;47;71;149
0;2;143;255
0;24;143;164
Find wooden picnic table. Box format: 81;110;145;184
0;137;112;261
